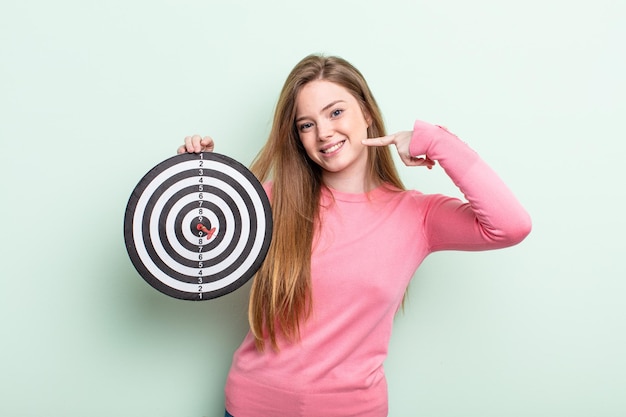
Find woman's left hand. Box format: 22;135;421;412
362;131;435;169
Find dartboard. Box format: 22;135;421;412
123;152;272;300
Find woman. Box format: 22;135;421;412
178;54;531;417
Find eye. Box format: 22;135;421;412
299;122;314;131
331;109;344;118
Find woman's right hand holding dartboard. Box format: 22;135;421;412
177;135;215;154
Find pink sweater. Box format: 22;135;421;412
224;121;531;416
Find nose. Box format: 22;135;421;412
317;120;333;141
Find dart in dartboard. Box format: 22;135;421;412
123;152;273;300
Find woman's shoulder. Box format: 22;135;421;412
382;184;455;210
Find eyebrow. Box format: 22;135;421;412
295;100;346;123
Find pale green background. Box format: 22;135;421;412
1;0;624;416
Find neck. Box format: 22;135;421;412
322;172;379;194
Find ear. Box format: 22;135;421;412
363;108;373;127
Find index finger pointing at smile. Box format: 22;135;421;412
362;135;394;147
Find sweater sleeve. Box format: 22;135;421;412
409;120;532;251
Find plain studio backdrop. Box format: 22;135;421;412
1;0;624;416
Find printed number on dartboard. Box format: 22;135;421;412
198;154;204;300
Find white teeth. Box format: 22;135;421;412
322;141;344;154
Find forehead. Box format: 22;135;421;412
295;80;357;112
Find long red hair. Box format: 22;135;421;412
249;54;405;351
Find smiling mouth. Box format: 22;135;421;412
321;140;346;154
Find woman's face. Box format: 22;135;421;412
295;80;371;183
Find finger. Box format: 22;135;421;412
405;155;436;169
183;135;202;153
192;135;204;153
199;136;215;152
361;135;394;147
183;136;195;153
418;156;436;169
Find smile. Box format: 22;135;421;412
321;140;346;154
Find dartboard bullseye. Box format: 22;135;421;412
123;152;273;300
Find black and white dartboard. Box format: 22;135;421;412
124;152;272;300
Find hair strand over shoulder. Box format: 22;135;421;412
248;54;405;351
